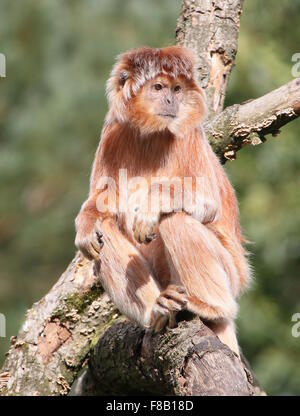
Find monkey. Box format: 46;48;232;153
75;46;251;356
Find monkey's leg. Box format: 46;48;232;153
97;217;182;329
158;212;240;355
139;237;189;332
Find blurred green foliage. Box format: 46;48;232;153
0;0;299;395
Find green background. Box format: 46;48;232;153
0;0;299;395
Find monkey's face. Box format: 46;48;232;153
127;75;206;137
143;75;182;119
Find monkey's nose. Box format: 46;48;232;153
166;98;171;104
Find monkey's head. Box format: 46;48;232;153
106;46;207;137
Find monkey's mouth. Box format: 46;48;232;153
157;113;176;119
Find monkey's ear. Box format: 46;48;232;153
118;71;129;87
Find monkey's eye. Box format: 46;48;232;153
153;83;163;91
174;85;182;93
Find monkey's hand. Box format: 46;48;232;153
149;285;188;332
75;220;104;260
132;210;159;244
185;198;220;224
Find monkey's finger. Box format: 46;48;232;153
150;304;169;331
147;235;157;242
140;221;157;244
134;232;142;244
163;289;188;306
79;243;98;261
132;217;137;232
168;313;177;329
85;236;102;258
91;241;101;255
95;231;104;248
133;220;143;243
153;314;169;333
82;243;101;261
138;220;150;242
138;228;147;244
157;296;182;312
145;233;157;243
168;285;186;294
79;246;95;261
140;231;155;244
89;232;103;251
132;215;141;233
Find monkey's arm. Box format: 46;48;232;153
75;128;115;259
75;195;106;260
133;178;220;244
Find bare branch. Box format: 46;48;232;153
206;77;300;162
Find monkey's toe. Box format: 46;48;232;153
149;286;188;332
160;285;188;306
149;304;172;332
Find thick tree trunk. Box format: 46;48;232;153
176;0;244;117
0;0;298;396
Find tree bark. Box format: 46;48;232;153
0;0;298;396
206;77;300;162
70;319;264;396
0;254;119;395
176;0;244;118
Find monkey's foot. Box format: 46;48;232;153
132;211;158;244
75;221;104;260
149;285;188;332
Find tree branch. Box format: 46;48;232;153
70;318;264;396
206;77;300;162
0;254;119;396
176;0;244;117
